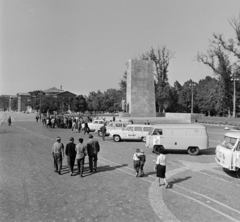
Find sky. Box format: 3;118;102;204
0;0;240;96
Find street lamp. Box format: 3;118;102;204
233;68;240;118
189;81;196;114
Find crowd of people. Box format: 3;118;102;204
52;134;100;177
36;114;92;134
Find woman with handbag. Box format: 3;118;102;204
154;148;169;188
75;138;87;177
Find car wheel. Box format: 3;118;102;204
113;135;121;142
141;137;146;142
187;147;200;155
236;169;240;178
153;145;164;154
98;131;103;137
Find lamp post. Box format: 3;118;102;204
189;81;196;114
233;68;240;118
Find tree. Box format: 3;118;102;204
72;95;88;113
119;71;127;101
197;43;233;116
178;80;198;113
140;46;175;112
196;76;219;116
212;14;240;60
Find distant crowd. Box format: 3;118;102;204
36;114;93;134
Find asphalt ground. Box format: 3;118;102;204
1;112;240;222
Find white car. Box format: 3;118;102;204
98;121;130;137
109;124;153;142
82;120;105;132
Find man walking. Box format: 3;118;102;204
87;134;100;172
84;121;90;135
52;137;64;175
100;123;107;141
75;138;86;177
65;137;76;176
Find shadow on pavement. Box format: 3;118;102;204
167;176;192;189
81;164;129;177
223;168;238;178
199;147;215;156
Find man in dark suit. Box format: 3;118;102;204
65;137;76;176
87;134;100;172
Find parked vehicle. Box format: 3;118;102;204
109;124;153;142
98;121;130;137
145;124;209;155
82;120;105;132
215;131;240;178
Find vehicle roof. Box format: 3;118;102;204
152;124;206;129
126;124;153;127
225;131;240;138
108;121;130;124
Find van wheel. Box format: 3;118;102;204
113;135;121;142
188;147;200;155
236;169;240;178
153;145;164;154
98;131;103;137
141;137;146;142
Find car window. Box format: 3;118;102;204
222;136;237;149
126;126;134;131
153;129;162;135
134;127;142;132
115;123;122;127
99;121;104;124
236;141;240;151
143;127;153;132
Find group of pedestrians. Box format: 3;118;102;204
40;115;91;134
133;148;169;188
52;134;100;177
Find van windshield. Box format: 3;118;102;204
221;136;237;149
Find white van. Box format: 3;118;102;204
145;124;209;155
215;131;240;178
109;124;153;142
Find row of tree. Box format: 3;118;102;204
25;14;240;116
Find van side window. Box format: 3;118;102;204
115;123;121;127
153;129;162;135
143;127;153;132
134;127;142;132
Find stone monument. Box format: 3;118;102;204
126;59;156;117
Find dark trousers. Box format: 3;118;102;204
133;160;140;174
77;158;85;175
139;162;145;175
78;126;82;133
67;156;76;173
88;154;98;171
53;153;62;172
102;132;106;141
84;127;90;134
